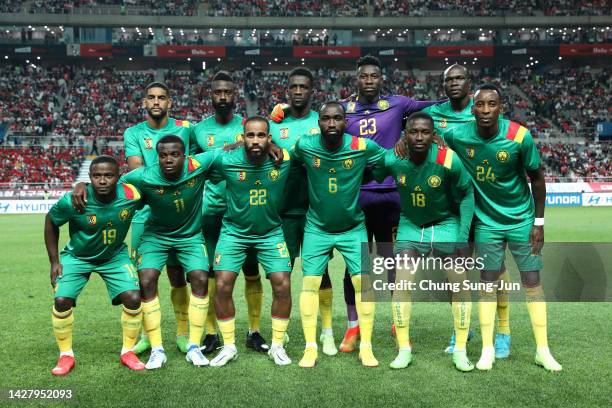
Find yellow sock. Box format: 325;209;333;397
170;285;189;337
142;297;163;348
244;275;263;332
52;306;74;353
478;282;498;348
319;287;333;330
351;275;375;346
271;317;290;346
205;277;217;335
497;269;511;335
218;317;236;346
391;302;411;349
525;285;548;348
300;276;322;345
121;306;142;351
188;293;209;346
452;301;472;350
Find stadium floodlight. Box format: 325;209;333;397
4;56;8;60
26;59;29;63
217;58;221;62
559;56;562;60
274;58;278;62
394;58;398;62
99;57;103;61
129;57;132;61
251;62;255;65
359;29;363;32
187;57;191;61
37;56;40;60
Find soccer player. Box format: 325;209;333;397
120;135;219;369
373;112;474;371
269;67;336;356
44;156;145;375
293;102;386;368
209;116;293;367
423;64;511;357
72;82;193;355
443;84;561;371
191;71;266;355
339;55;443;352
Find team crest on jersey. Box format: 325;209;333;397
428;175;442;188
268;168;280;181
207;135;215;147
155;187;165;195
87;214;97;226
106;221;113;228
309;128;319;135
215;253;222;265
414;185;422;192
342;158;354;169
483;159;489;166
439;118;447;129
346;102;356;113
377;100;390;110
329;168;336;174
496;150;510;163
466;147;475;159
397;175;407;186
238;171;247;182
186;178;197;188
280;128;289;139
313;157;321;168
119;208;130;222
144;137;153;150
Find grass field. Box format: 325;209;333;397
1;207;611;407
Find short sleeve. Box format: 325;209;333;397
119;167;144;189
520;131;541;172
48;193;74;227
372;150;393;182
189;126;202;155
194;149;222;172
123;128;142;158
365;138;386;165
449;152;472;192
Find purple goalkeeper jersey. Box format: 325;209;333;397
342;94;442;190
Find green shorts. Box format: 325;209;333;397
395;215;459;255
203;215;258;272
131;220;179;268
302;222;369;277
474;222;542;272
213;227;292;274
281;214;306;260
54;248;139;305
137;233;208;274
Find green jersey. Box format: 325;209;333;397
374;144;473;235
212;148;291;237
270;110;320;216
292;133;386;233
123;118;193;223
422;99;475;138
120;151;219;238
192;114;244;216
49;183;144;262
444;119;541;230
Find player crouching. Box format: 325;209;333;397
44;156;146;375
375;113;475;371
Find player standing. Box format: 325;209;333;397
293;102;386;368
374;112;474;371
423;64;511;357
443;84;561;371
209;117;293;367
45;156;145;375
71;82;194;355
269;68;337;356
339;55;443;351
192;71;267;355
120;136;219;369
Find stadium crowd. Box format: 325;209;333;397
538;142;611;180
16;0;611;16
0;63;609;187
0;146;85;188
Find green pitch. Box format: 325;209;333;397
1;207;610;407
